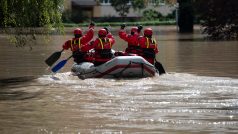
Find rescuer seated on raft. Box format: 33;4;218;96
138;28;159;65
117;23;143;56
81;28;115;66
62;22;95;64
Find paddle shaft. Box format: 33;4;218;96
66;55;73;60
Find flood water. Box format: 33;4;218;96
0;26;238;133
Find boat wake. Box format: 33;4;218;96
37;72;238;91
36;72;238;132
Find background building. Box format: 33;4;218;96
63;0;177;23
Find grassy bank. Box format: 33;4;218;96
63;20;176;27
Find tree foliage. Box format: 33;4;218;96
0;0;63;27
194;0;238;40
131;0;145;11
0;0;64;48
110;0;146;18
110;0;175;20
143;9;159;21
142;9;176;21
110;0;131;17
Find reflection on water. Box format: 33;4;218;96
0;76;40;100
0;27;238;133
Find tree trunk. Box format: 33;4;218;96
178;0;194;33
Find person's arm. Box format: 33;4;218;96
118;23;129;42
62;40;71;50
81;39;97;52
80;22;95;44
109;35;115;46
154;41;159;54
137;25;143;34
138;37;146;48
119;30;129;42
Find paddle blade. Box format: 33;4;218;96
51;59;68;73
155;61;166;75
45;51;62;66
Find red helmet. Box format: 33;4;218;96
131;27;138;33
144;28;153;36
98;29;107;37
74;28;82;35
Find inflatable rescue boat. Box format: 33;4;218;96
71;56;157;79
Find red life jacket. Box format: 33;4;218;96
94;38;113;65
139;37;158;64
95;38;112;50
70;37;82;51
63;27;94;51
143;37;157;49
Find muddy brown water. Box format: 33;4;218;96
0;26;238;133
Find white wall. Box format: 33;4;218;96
94;5;176;17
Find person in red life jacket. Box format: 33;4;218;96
81;28;115;66
118;24;143;55
62;22;95;64
138;28;159;65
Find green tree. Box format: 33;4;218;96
110;0;130;18
143;9;159;21
110;0;146;18
194;0;238;40
0;0;64;48
131;0;145;11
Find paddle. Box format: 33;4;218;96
45;49;64;66
51;55;73;73
154;59;166;75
